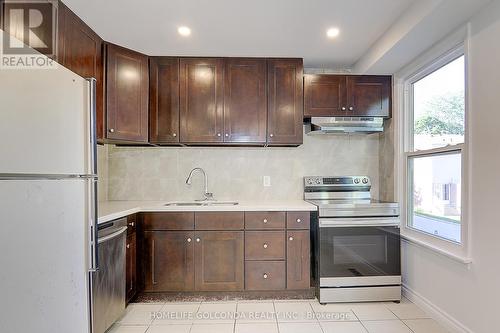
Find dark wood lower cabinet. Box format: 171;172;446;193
245;261;285;290
286;230;311;290
126;232;137;303
194;231;244;291
143;231;195;292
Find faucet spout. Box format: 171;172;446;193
185;168;214;201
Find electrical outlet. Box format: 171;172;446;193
263;176;271;187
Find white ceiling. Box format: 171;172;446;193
63;0;414;69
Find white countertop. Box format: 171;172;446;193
98;200;318;224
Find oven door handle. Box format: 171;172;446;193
319;217;400;228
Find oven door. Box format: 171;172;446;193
319;217;401;287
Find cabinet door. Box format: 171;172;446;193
287;230;310;290
304;75;347;117
57;2;104;140
194;231;244;291
143;231;195;292
149;57;180;144
125;232;137;303
346;76;391;117
267;59;304;145
106;43;149;142
179;58;224;143
224;58;267;143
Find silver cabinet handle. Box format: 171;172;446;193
187;238;192;243
126;244;130;249
289;236;294;241
263;273;268;279
196;238;201;242
296;219;301;223
217;133;221;137
263;243;268;249
128;222;135;227
173;133;177;137
263;219;268;224
225;133;229;137
349;106;354;111
269;134;274;138
109;128;115;133
341;107;346;111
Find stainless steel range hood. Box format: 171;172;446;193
305;117;384;134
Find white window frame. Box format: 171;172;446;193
394;27;472;263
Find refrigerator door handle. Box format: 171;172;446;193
86;77;97;176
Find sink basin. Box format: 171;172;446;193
164;201;239;207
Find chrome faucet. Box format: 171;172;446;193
185;167;214;201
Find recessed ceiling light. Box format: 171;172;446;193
178;26;191;37
326;27;340;39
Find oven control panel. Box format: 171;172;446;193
304;176;371;187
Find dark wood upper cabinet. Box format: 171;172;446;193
267;59;304;146
105;43;149;143
194;231;244;291
346;75;391;117
179;58;224;143
305;74;392;118
57;2;105;141
223;58;267;144
149;57;180;144
304;74;346;117
143;231;195;292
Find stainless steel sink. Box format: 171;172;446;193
164;201;239;207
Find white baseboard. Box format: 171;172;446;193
402;285;473;333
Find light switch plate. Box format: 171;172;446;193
263;176;271;187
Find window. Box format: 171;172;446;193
405;50;466;245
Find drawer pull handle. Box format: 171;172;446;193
263;219;268;224
126;244;130;249
187;238;192;243
296;219;301;223
263;273;268;279
263;243;268;249
196;238;201;243
128;222;135;227
289;236;294;241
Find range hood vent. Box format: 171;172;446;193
305;117;384;134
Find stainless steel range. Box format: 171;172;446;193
305;176;401;304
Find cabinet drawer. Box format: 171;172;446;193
245;231;285;260
245;261;285;290
245;212;285;230
195;212;244;230
286;212;310;230
127;214;137;235
141;212;194;230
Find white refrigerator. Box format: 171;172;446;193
0;41;98;332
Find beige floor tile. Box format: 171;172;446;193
309;301;358;321
190;323;235;333
236;301;276;323
196;302;237;323
278;322;323;333
151;302;200;325
106;324;149;333
235;322;279;333
274;301;315;322
351;304;398;321
362;320;412;333
146;324;192;333
385;303;430;320
320;321;368;333
404;319;450;333
117;303;164;325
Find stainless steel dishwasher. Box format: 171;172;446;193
92;218;128;333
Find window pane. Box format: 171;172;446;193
413;56;465;151
408;152;462;243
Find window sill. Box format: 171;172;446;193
401;234;472;265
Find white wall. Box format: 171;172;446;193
103;129;381;202
400;1;500;332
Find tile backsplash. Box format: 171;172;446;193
101;129;382;202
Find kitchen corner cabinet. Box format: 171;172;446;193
304;74;392;118
105;43;149;143
179;58;224;143
267;59;304;146
149;57;180;144
57;2;105;141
